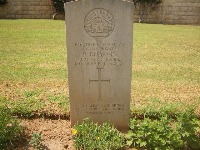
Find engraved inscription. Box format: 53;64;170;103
84;8;115;38
74;42;124;66
74;103;126;116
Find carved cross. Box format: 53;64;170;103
89;67;110;101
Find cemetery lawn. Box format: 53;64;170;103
0;20;200;149
132;23;200;115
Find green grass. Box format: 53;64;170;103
0;20;200;116
132;24;200;114
0;20;67;81
133;24;200;83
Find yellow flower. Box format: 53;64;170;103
72;129;78;135
96;137;100;140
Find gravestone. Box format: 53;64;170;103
65;0;134;132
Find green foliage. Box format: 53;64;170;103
24;89;40;98
176;108;200;149
48;95;69;110
0;0;7;5
126;116;183;149
0;90;45;117
0;107;22;149
0;91;70;118
49;0;70;13
133;0;162;22
72;119;124;150
29;132;43;150
10;90;45;117
131;98;190;119
126;107;200;150
133;0;162;5
11;98;44;117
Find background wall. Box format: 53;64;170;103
0;0;52;19
134;0;200;25
0;0;200;25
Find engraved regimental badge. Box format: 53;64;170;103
84;8;115;38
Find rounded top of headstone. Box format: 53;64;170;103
84;8;115;38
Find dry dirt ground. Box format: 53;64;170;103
13;118;137;150
1;81;199;149
14;119;75;150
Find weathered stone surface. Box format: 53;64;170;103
65;0;134;132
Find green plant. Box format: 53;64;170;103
48;95;69;110
126;116;183;149
0;107;22;149
24;89;41;98
10;90;45;117
133;0;162;23
126;107;200;150
176;108;200;149
0;0;7;5
49;0;70;13
131;98;187;119
29;132;43;150
72;119;124;150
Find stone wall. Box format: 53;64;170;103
0;0;52;19
0;0;200;25
134;0;200;25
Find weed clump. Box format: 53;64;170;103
72;119;124;150
0;106;22;149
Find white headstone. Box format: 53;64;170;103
65;0;134;132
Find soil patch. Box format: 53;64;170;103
14;119;75;150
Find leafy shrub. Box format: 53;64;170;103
133;0;162;23
133;0;161;5
72;119;124;150
176;108;200;149
126;116;183;149
49;0;71;13
0;0;7;5
126;107;200;150
0;107;22;149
